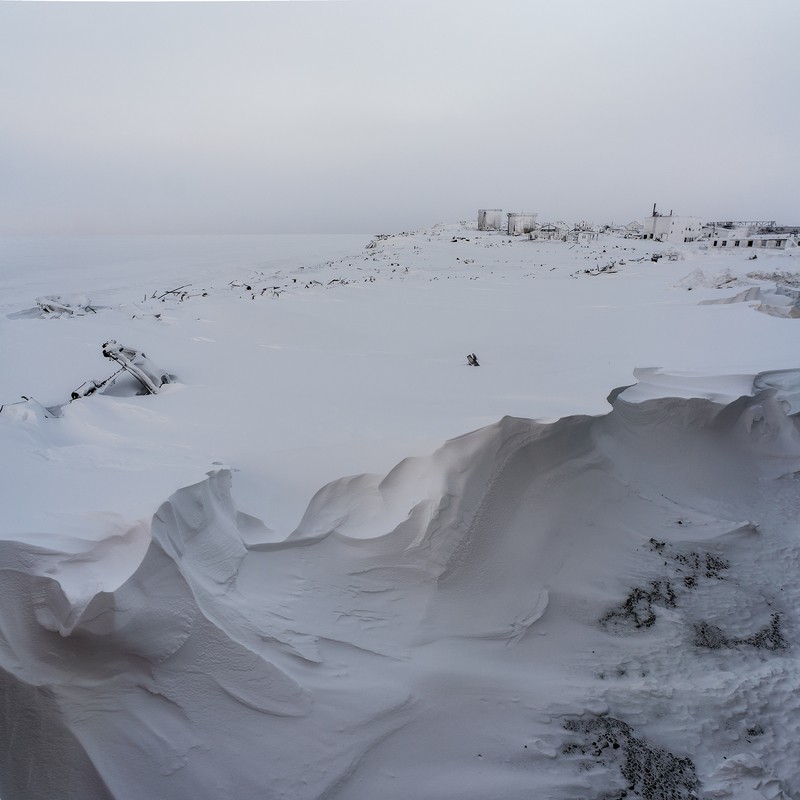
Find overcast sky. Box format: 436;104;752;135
2;0;799;234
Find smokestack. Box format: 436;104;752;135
652;203;657;217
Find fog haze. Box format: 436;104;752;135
2;0;798;233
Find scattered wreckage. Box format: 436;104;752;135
6;295;99;320
36;294;96;317
1;341;172;419
71;341;172;399
650;251;680;263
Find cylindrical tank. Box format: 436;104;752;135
507;213;537;236
478;209;503;231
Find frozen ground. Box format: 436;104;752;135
1;225;799;798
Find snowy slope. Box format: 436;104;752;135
1;226;799;799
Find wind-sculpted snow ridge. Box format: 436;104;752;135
2;372;800;799
700;286;800;319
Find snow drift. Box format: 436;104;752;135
2;371;799;799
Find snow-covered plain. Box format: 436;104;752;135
1;225;799;799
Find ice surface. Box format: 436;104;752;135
1;226;799;798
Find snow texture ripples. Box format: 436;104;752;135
2;373;800;799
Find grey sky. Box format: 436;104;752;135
2;0;798;233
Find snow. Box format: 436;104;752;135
1;225;799;799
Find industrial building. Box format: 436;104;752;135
641;205;703;243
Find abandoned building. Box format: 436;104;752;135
641;205;703;243
476;203;797;248
704;220;798;250
569;225;599;244
710;234;796;250
536;222;569;241
623;220;643;236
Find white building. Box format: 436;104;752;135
623;220;643;237
507;212;537;236
710;234;797;250
477;209;503;231
569;224;599;244
642;208;704;243
704;220;775;236
704;220;798;250
537;222;569;241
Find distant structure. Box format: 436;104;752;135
623;220;643;237
507;212;537;236
704;221;798;250
477;209;503;231
537;222;569;241
569;223;599;244
709;234;796;250
475;203;796;248
706;220;776;232
642;204;703;243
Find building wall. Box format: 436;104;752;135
711;236;795;250
537;228;566;241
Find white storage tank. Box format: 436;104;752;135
507;212;537;236
478;209;503;231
